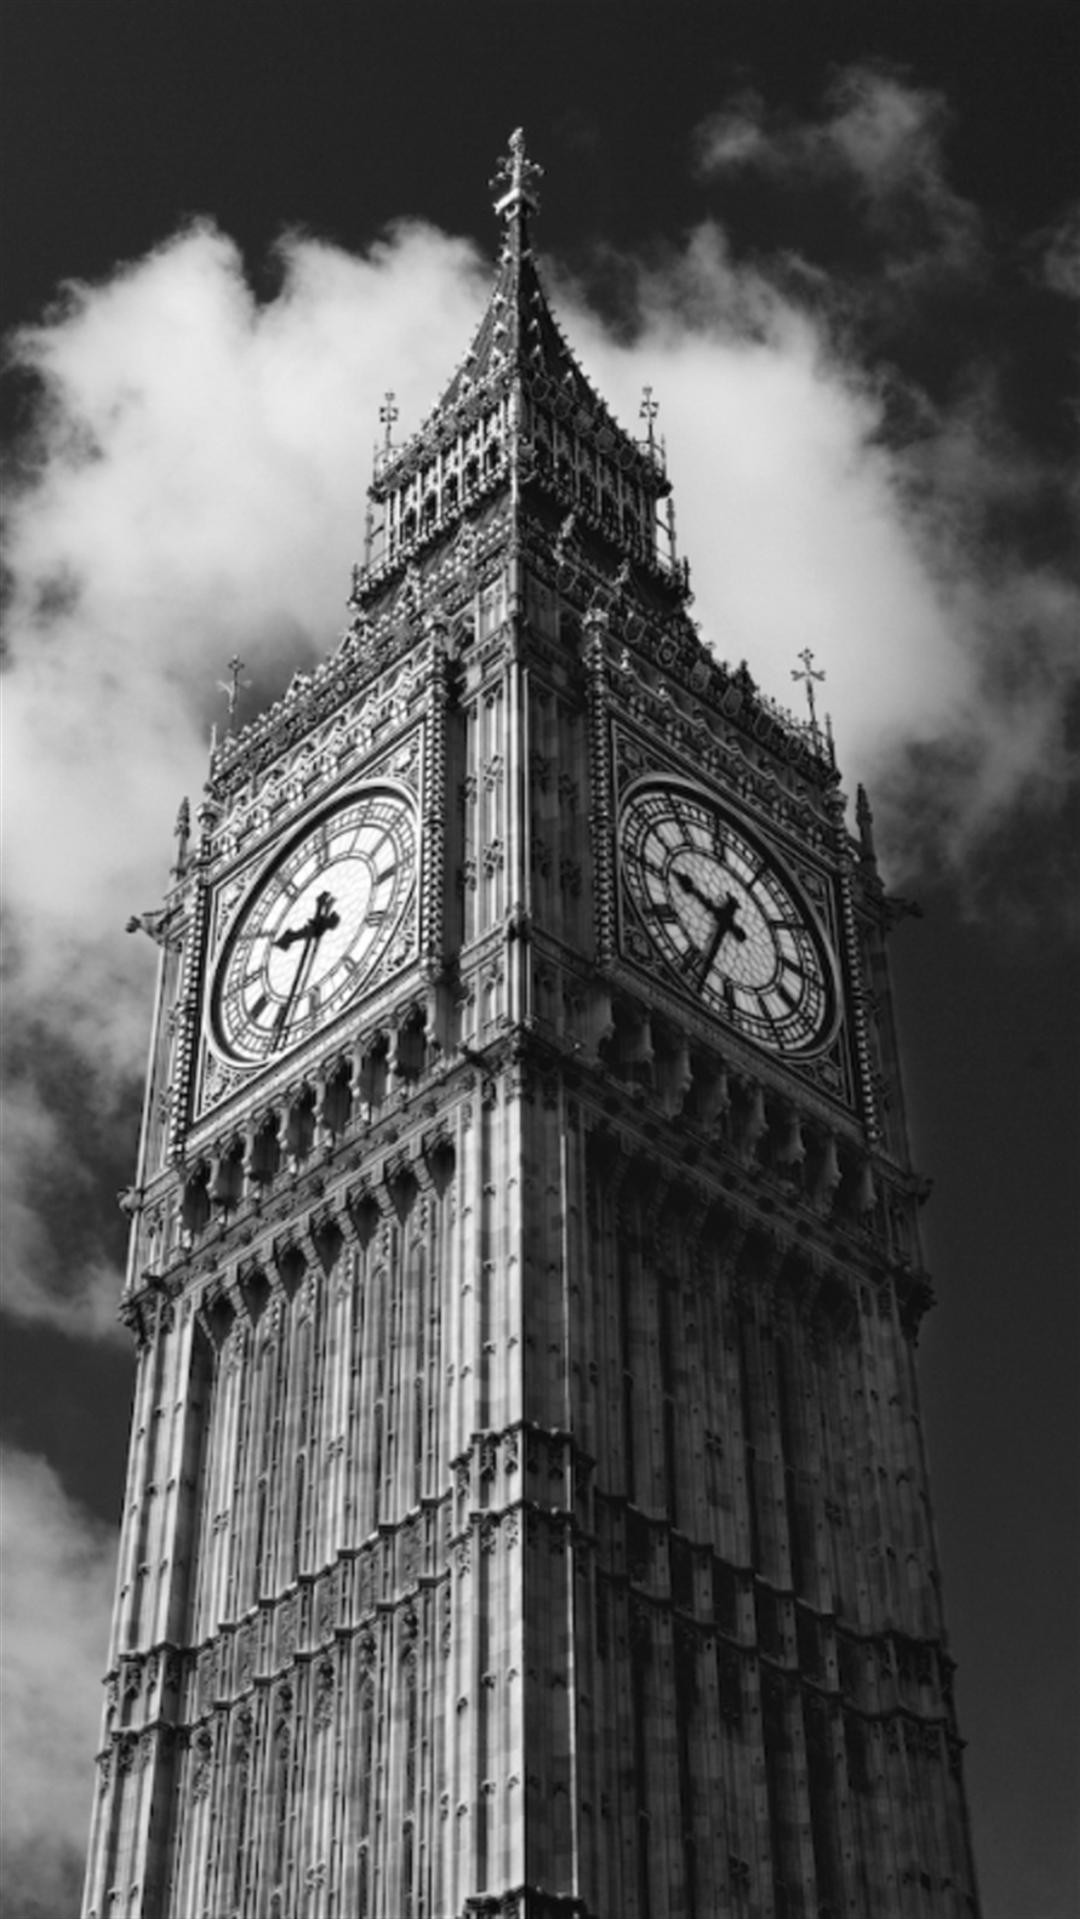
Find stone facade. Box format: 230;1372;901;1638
84;133;978;1919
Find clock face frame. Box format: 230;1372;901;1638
209;784;418;1067
618;779;838;1057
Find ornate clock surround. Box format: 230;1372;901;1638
605;716;855;1108
618;772;841;1058
208;780;419;1067
192;720;429;1125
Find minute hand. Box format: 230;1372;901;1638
272;890;340;1043
696;891;747;985
274;930;320;1043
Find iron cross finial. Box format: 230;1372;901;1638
492;128;543;221
639;385;660;456
217;654;250;732
791;647;825;733
379;391;398;452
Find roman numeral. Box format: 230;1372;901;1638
628;849;668;884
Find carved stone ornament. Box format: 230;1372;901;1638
190;1729;214;1801
236;1622;256;1690
313;1658;336;1730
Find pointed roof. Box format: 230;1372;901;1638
371;129;667;499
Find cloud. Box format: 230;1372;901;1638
6;120;1073;1077
692;88;772;175
556;224;1079;886
3;97;1078;1333
678;67;1078;886
4;217;490;1081
696;64;976;237
3;219;490;1332
1;94;1075;1914
693;64;995;350
0;1449;117;1919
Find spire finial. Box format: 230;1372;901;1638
379;391;398;452
639;385;660;458
791;646;825;744
217;654;250;733
491;128;543;224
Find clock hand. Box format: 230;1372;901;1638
671;868;718;914
695;892;747;987
272;891;340;1043
274;938;317;1043
671;867;749;946
275;889;342;951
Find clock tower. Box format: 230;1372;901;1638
84;132;978;1919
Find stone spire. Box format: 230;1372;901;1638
356;131;679;601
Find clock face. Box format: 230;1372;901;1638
619;781;837;1056
210;786;417;1066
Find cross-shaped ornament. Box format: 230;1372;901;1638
639;385;659;457
379;391;398;452
217;654;250;732
791;647;825;738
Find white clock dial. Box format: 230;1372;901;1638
210;787;417;1065
620;781;837;1056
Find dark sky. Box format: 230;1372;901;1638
2;5;1077;1916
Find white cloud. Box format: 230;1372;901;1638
0;101;1075;1913
696;63;945;199
3;128;1077;1335
0;1449;117;1918
556;226;1079;878
4;217;490;1080
695;64;982;282
7;172;1073;1086
692;89;770;174
3;219;492;1337
826;68;952;206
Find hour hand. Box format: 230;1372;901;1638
672;868;720;914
